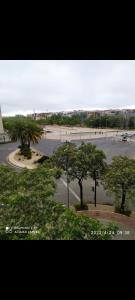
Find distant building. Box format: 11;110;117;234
27;112;53;120
122;109;135;117
27;109;135;121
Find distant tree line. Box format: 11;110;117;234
3;114;135;130
36;112;88;126
85;115;135;130
36;113;135;130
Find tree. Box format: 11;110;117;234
89;149;106;207
0;165;58;239
34;209;118;240
52;142;107;209
52;142;77;207
7;118;43;158
103;156;135;214
68;144;89;209
74;143;106;207
0;165;118;240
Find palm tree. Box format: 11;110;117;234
8;118;43;156
25;122;44;148
8;119;27;146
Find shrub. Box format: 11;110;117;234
115;206;131;217
36;155;49;164
74;203;88;211
20;145;32;159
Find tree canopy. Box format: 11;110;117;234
103;156;135;214
52;142;107;209
0;164;117;240
4;117;43;158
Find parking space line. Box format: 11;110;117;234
60;178;80;202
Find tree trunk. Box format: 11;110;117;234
67;173;70;208
28;139;30;149
21;138;24;148
94;178;97;207
121;186;126;211
78;180;83;209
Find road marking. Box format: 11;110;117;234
60;178;80;202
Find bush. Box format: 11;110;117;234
74;203;88;211
36;155;49;164
20;145;32;159
115;206;131;217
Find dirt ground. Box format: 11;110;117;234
8;148;43;169
43;125;125;141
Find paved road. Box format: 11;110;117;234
1;136;135;164
0;137;135;207
0;142;18;164
35;136;135;163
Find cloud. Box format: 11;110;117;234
0;60;135;115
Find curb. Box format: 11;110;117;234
7;148;42;170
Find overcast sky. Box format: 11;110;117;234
0;60;135;116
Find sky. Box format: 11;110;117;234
0;60;135;116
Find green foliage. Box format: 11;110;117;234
27;209;118;240
36;209;118;240
36;113;86;127
4;114;135;130
19;144;32;159
36;155;49;164
52;142;107;209
0;165;117;240
4;117;43;150
115;206;131;217
74;203;88;211
85;114;135;130
52;142;77;172
103;156;135;213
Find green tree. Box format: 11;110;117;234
0;165;118;240
0;165;57;239
75;143;106;207
52;142;77;207
6;118;43;158
34;208;118;240
103;156;135;214
68;144;89;209
89;149;106;207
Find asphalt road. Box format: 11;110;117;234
0;142;18;164
0;136;135;207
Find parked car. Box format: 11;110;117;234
122;136;127;142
